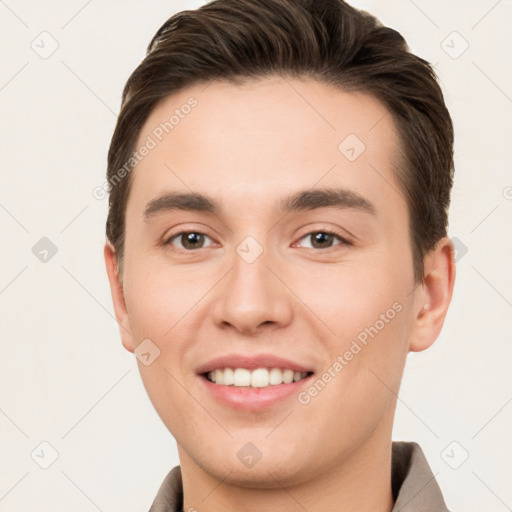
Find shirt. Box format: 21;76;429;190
147;441;451;512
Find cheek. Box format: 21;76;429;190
290;251;406;339
124;261;207;340
136;359;201;446
292;257;410;404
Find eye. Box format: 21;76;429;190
164;231;216;251
295;230;352;250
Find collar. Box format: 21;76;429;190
148;441;450;512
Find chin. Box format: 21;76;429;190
212;461;307;489
196;443;314;489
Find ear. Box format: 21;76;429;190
104;242;135;353
409;236;456;352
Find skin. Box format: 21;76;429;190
105;75;455;512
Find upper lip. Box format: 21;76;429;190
195;353;315;375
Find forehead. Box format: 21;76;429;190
128;76;404;220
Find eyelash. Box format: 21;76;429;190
163;229;353;252
294;229;353;250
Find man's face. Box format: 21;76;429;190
109;76;426;486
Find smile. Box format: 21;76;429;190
205;367;313;388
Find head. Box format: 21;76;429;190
104;0;455;490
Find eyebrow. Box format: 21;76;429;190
143;187;376;220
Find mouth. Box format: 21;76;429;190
202;367;314;388
195;353;316;410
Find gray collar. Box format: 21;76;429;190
148;441;450;511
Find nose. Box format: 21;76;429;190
210;247;294;335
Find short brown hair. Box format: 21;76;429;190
106;0;454;285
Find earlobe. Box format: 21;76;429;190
409;237;456;352
103;242;135;353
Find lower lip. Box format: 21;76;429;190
199;375;313;411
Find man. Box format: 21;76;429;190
104;0;456;510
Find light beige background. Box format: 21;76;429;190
1;0;511;510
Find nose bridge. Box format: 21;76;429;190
211;238;293;333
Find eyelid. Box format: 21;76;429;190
292;228;353;249
294;222;353;241
162;225;353;251
163;226;218;249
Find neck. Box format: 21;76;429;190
178;415;395;512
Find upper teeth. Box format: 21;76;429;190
207;368;309;387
